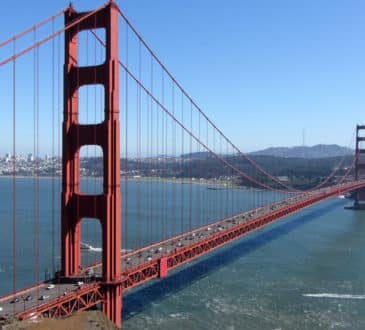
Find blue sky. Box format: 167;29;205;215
0;0;364;155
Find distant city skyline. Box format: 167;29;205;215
0;141;355;161
0;1;364;155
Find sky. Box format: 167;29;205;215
0;0;365;155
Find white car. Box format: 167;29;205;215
0;306;3;312
85;268;94;276
76;281;84;286
46;284;55;290
39;295;49;301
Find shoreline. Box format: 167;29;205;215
0;175;251;190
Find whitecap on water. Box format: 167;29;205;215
303;293;365;299
169;313;189;320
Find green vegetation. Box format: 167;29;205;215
82;153;354;190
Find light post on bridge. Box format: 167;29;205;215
21;296;26;311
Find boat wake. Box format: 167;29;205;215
303;293;365;300
81;243;131;253
81;243;102;252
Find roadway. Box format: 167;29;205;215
0;283;80;319
117;186;331;272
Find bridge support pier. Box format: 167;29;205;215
353;190;365;210
102;283;123;327
353;125;365;209
62;2;122;327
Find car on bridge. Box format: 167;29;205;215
85;268;94;276
10;297;20;303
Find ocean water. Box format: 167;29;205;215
122;198;365;329
0;177;364;329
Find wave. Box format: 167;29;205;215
303;293;365;299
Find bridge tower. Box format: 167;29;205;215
61;1;122;327
354;124;365;208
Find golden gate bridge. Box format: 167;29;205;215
0;1;364;328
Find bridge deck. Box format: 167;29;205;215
1;180;364;321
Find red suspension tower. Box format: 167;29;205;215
61;1;122;327
354;124;365;208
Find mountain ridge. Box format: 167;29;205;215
249;144;353;159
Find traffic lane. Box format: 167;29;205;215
0;283;83;317
119;191;321;271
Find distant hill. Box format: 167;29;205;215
181;151;213;160
250;144;353;159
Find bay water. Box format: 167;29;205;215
123;197;365;329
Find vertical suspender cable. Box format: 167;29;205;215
147;65;151;245
180;90;184;233
56;31;62;296
146;63;150;245
33;29;40;299
136;39;141;247
171;81;176;235
189;102;192;233
37;39;40;292
161;70;166;240
124;24;129;253
12;39;17;302
51;17;56;275
224;136;228;217
202;111;206;225
155;99;159;241
150;54;154;244
57;34;61;273
33;30;37;293
229;141;233;215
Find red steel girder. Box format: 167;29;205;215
121;262;160;290
16;284;104;320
